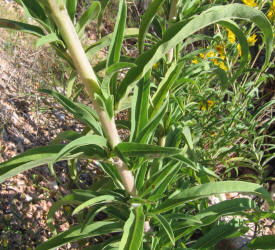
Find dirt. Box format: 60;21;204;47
0;1;89;248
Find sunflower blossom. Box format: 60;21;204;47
242;0;257;7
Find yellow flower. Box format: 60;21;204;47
212;58;219;65
242;0;257;7
207;100;214;108
215;44;224;55
237;43;242;56
200;100;214;111
267;9;275;20
227;29;236;43
218;61;227;71
152;62;159;70
201;104;206;111
206;51;217;58
199;53;205;59
267;0;275;20
248;34;257;46
192;58;199;64
2;237;8;247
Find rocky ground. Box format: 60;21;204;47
0;1;90;248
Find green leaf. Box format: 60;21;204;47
35;33;64;48
115;143;181;159
54;135;107;162
15;0;50;30
152;181;273;213
98;162;123;188
150;214;175;245
37;221;123;250
248;235;275;249
116;4;273;105
136;101;168;143
119;206;144;250
0;145;65;184
151;214;175;246
102;62;137;99
192;221;240;248
138;0;165;54
76;1;101;39
139;161;181;198
72;195;116;215
40;89;102;135
66;0;77;22
86;28;139;59
97;0;111;37
130;77;150;141
150;62;183;118
50;130;82;144
170;198;257;230
182;126;193;150
0;18;44;37
106;0;127;95
106;0;126;68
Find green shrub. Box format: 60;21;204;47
0;0;274;249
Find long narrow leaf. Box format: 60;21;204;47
119;206;144;250
0;18;44;37
152;181;273;213
115;143;181;158
138;0;165;53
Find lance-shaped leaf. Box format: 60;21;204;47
116;4;273;105
139;161;181;198
76;1;101;39
151;181;273;214
192;221;240;249
66;0;77;22
86;28;139;59
36;221;123;250
54;135;107;163
40;89;102;135
15;0;51;31
115;142;181;159
106;0;127;95
119;206;145;250
97;0;111;37
72;195;116;215
169;198;257;231
136;101;168;143
150;214;175;246
35;33;64;48
130;76;150;141
106;0;126;68
0;145;64;184
0;18;44;37
138;0;165;54
248;235;275;249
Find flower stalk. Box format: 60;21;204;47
46;0;137;197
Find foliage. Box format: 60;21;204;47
0;0;274;249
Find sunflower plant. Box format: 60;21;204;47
0;0;274;249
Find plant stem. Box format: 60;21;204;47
167;0;178;63
46;0;137;196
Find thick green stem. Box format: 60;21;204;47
46;0;137;196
